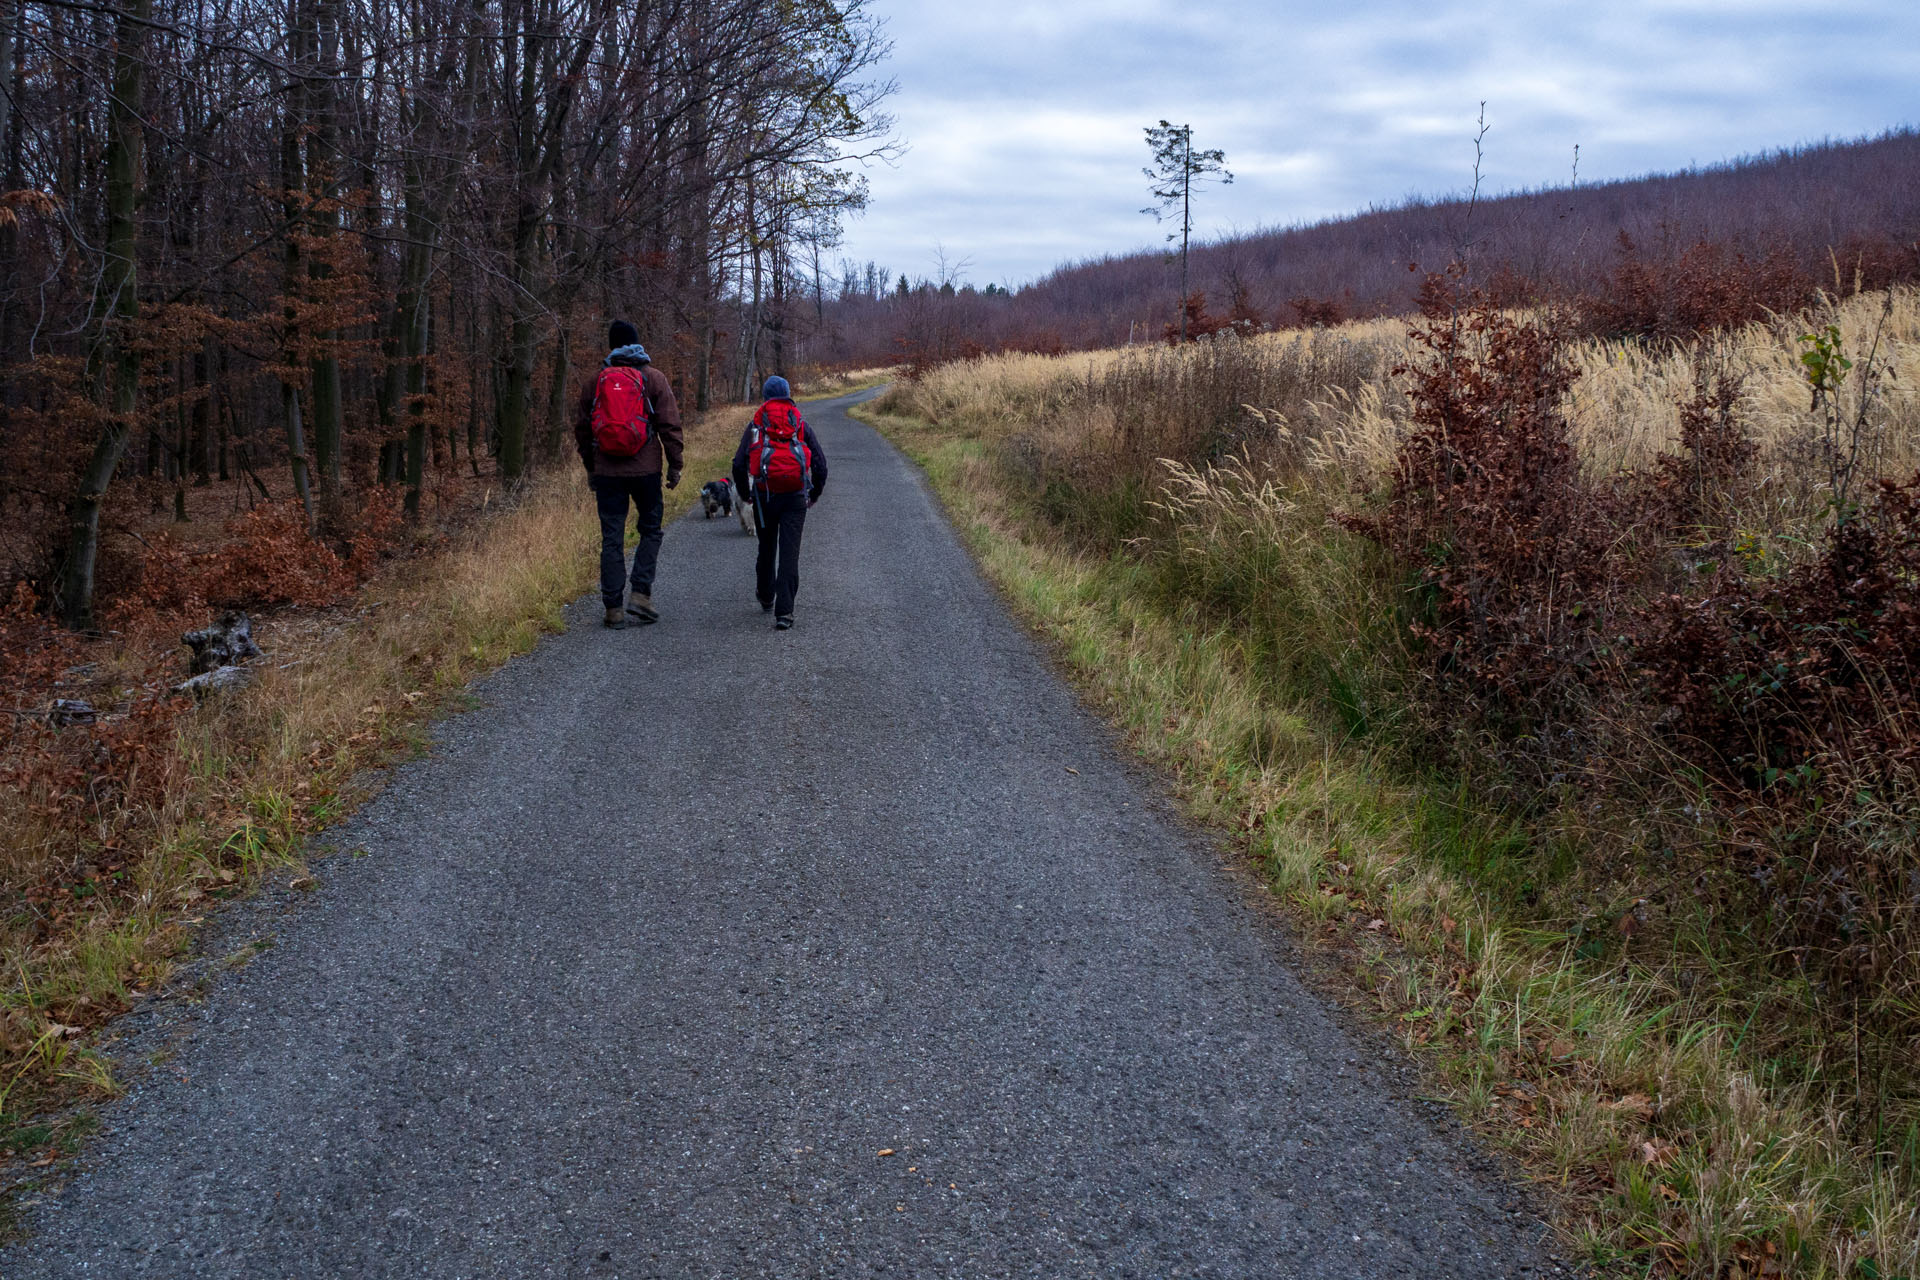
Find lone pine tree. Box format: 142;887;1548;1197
1142;120;1231;343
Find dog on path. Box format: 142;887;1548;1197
700;478;735;520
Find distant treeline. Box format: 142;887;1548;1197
811;129;1920;367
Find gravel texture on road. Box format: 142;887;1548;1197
5;390;1558;1277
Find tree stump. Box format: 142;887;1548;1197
175;610;264;698
182;610;263;675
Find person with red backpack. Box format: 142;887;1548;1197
731;375;828;630
574;320;684;628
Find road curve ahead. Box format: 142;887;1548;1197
7;390;1555;1278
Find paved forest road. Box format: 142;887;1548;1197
8;390;1555;1278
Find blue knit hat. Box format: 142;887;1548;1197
761;375;792;400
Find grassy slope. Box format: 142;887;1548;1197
1;409;745;1188
791;366;900;399
856;399;1918;1280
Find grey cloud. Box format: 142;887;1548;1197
842;1;1920;286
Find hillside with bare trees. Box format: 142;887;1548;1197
812;129;1920;368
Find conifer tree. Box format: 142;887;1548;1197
1142;120;1231;343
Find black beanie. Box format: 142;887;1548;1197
608;319;640;349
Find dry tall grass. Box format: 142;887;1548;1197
886;289;1919;504
792;364;901;398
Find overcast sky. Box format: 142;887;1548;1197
835;1;1920;289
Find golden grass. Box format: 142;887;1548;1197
792;364;902;398
0;409;745;1158
887;286;1920;510
856;294;1920;1277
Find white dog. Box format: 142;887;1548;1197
735;484;757;537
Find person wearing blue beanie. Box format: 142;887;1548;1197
732;375;828;629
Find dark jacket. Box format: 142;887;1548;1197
574;357;685;478
732;400;828;503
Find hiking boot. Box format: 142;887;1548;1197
602;606;625;629
625;593;659;624
774;615;794;631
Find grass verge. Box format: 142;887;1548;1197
0;410;743;1194
793;365;901;399
857;401;1919;1280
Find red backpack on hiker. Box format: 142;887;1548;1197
590;366;652;458
749;401;812;495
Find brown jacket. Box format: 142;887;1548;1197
573;359;685;478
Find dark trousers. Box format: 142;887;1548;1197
593;473;664;607
754;490;808;617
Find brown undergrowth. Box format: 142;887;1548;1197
860;285;1920;1277
0;409;743;1179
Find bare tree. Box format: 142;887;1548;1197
3;0;896;624
57;0;149;628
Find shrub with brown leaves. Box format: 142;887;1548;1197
1353;273;1920;1037
1582;233;1815;340
1638;478;1920;792
1345;274;1635;746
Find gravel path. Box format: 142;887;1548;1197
5;390;1558;1277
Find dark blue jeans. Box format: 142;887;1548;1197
592;473;664;608
754;490;808;617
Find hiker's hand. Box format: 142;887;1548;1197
666;469;681;490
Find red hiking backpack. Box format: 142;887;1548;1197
748;401;812;495
590;366;652;458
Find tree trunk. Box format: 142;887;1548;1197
403;290;428;518
58;0;149;630
172;355;189;519
398;139;437;517
279;0;314;526
687;28;714;412
1179;131;1191;344
543;326;570;460
216;342;233;482
375;291;405;479
770;223;787;375
696;326;714;411
282;382;314;517
743;172;764;399
0;0;15;361
306;0;343;510
496;201;539;479
0;0;11;193
466;302;481;472
191;339;213;483
398;183;435;516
